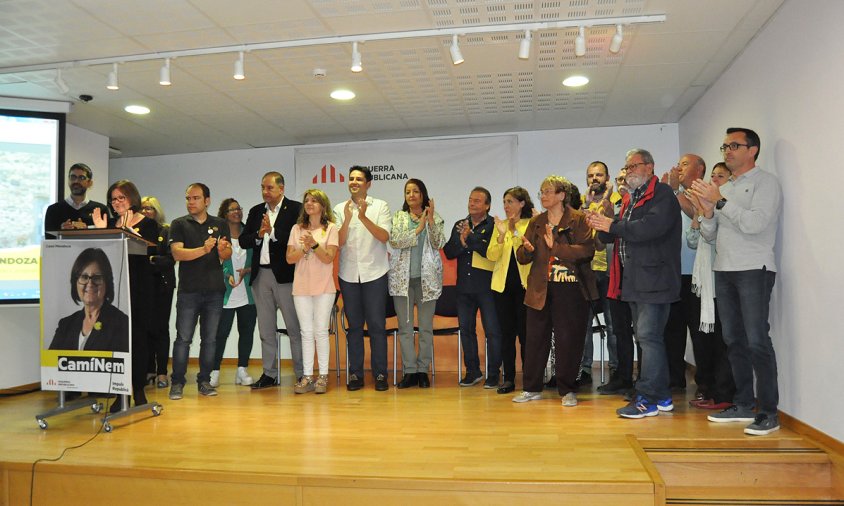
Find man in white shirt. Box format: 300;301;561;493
240;172;303;389
335;166;392;391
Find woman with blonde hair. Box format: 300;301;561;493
513;175;596;407
140;196;176;388
286;189;339;394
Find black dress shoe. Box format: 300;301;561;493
497;380;515;394
347;374;364;391
251;374;278;390
483;375;500;389
374;374;389;391
417;372;430;388
397;373;418;389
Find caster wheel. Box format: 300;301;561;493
91;403;103;414
37;419;48;430
152;405;163;416
103;422;113;433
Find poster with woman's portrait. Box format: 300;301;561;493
40;238;131;395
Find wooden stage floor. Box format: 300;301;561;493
2;366;842;506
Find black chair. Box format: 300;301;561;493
433;285;463;384
341;293;399;385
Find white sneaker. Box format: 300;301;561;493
562;392;577;407
512;391;542;403
209;370;220;388
236;367;253;386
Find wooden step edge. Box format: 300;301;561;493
665;485;844;504
648;451;831;464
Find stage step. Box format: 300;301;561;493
641;438;844;506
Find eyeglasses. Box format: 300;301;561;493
226;207;243;213
623;162;648;171
141;206;156;212
77;274;105;286
111;195;127;203
720;142;750;153
68;174;90;182
537;189;558;199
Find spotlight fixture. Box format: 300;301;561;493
450;35;464;65
54;69;70;94
575;26;586;57
159;58;171;86
518;30;532;60
106;63;119;90
233;51;245;80
609;25;623;53
350;42;362;73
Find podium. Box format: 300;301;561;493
37;229;163;432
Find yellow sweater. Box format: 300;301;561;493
486;218;531;293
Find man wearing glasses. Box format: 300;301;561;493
690;128;782;436
586;149;682;420
44;163;110;236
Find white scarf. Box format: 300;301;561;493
690;228;716;333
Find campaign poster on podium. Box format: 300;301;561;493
40;238;132;395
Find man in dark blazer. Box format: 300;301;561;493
588;148;681;420
239;171;303;389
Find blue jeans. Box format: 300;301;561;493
456;290;502;376
715;269;778;415
628;301;671;401
172;291;224;386
340;274;388;379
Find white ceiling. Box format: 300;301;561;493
0;0;785;158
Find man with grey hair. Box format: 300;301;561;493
587;148;682;419
44;162;109;236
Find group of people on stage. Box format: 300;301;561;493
44;126;782;436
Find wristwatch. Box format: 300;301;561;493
715;197;727;210
311;242;319;250
696;215;704;223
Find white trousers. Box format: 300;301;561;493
293;292;334;376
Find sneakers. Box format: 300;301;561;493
657;397;674;412
575;370;592;386
156;375;169;388
198;381;218;396
168;383;184;400
617;395;658;419
347;374;364;391
459;371;483;387
483;375;500;389
707;404;756;423
315;375;328;394
209;370;220;388
236;367;253;386
294;376;315;394
597;376;634;395
512;391;542;403
690;398;733;410
744;414;780;436
374;374;389;391
561;392;577;407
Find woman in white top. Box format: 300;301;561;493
286;189;339;394
211;198;256;387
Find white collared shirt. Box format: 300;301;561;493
259;196;283;265
65;197;89;210
334;195;391;283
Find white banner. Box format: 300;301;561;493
294;136;517;226
40;239;132;395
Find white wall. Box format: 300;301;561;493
0;120;109;389
678;0;844;442
110;124;679;364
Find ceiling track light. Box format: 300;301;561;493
350;41;362;72
450;34;464;65
159;58;171;86
609;24;624;54
518;30;532;60
54;68;70;94
575;26;586;57
233;51;245;80
106;63;119;90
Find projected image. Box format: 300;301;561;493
0;112;61;303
